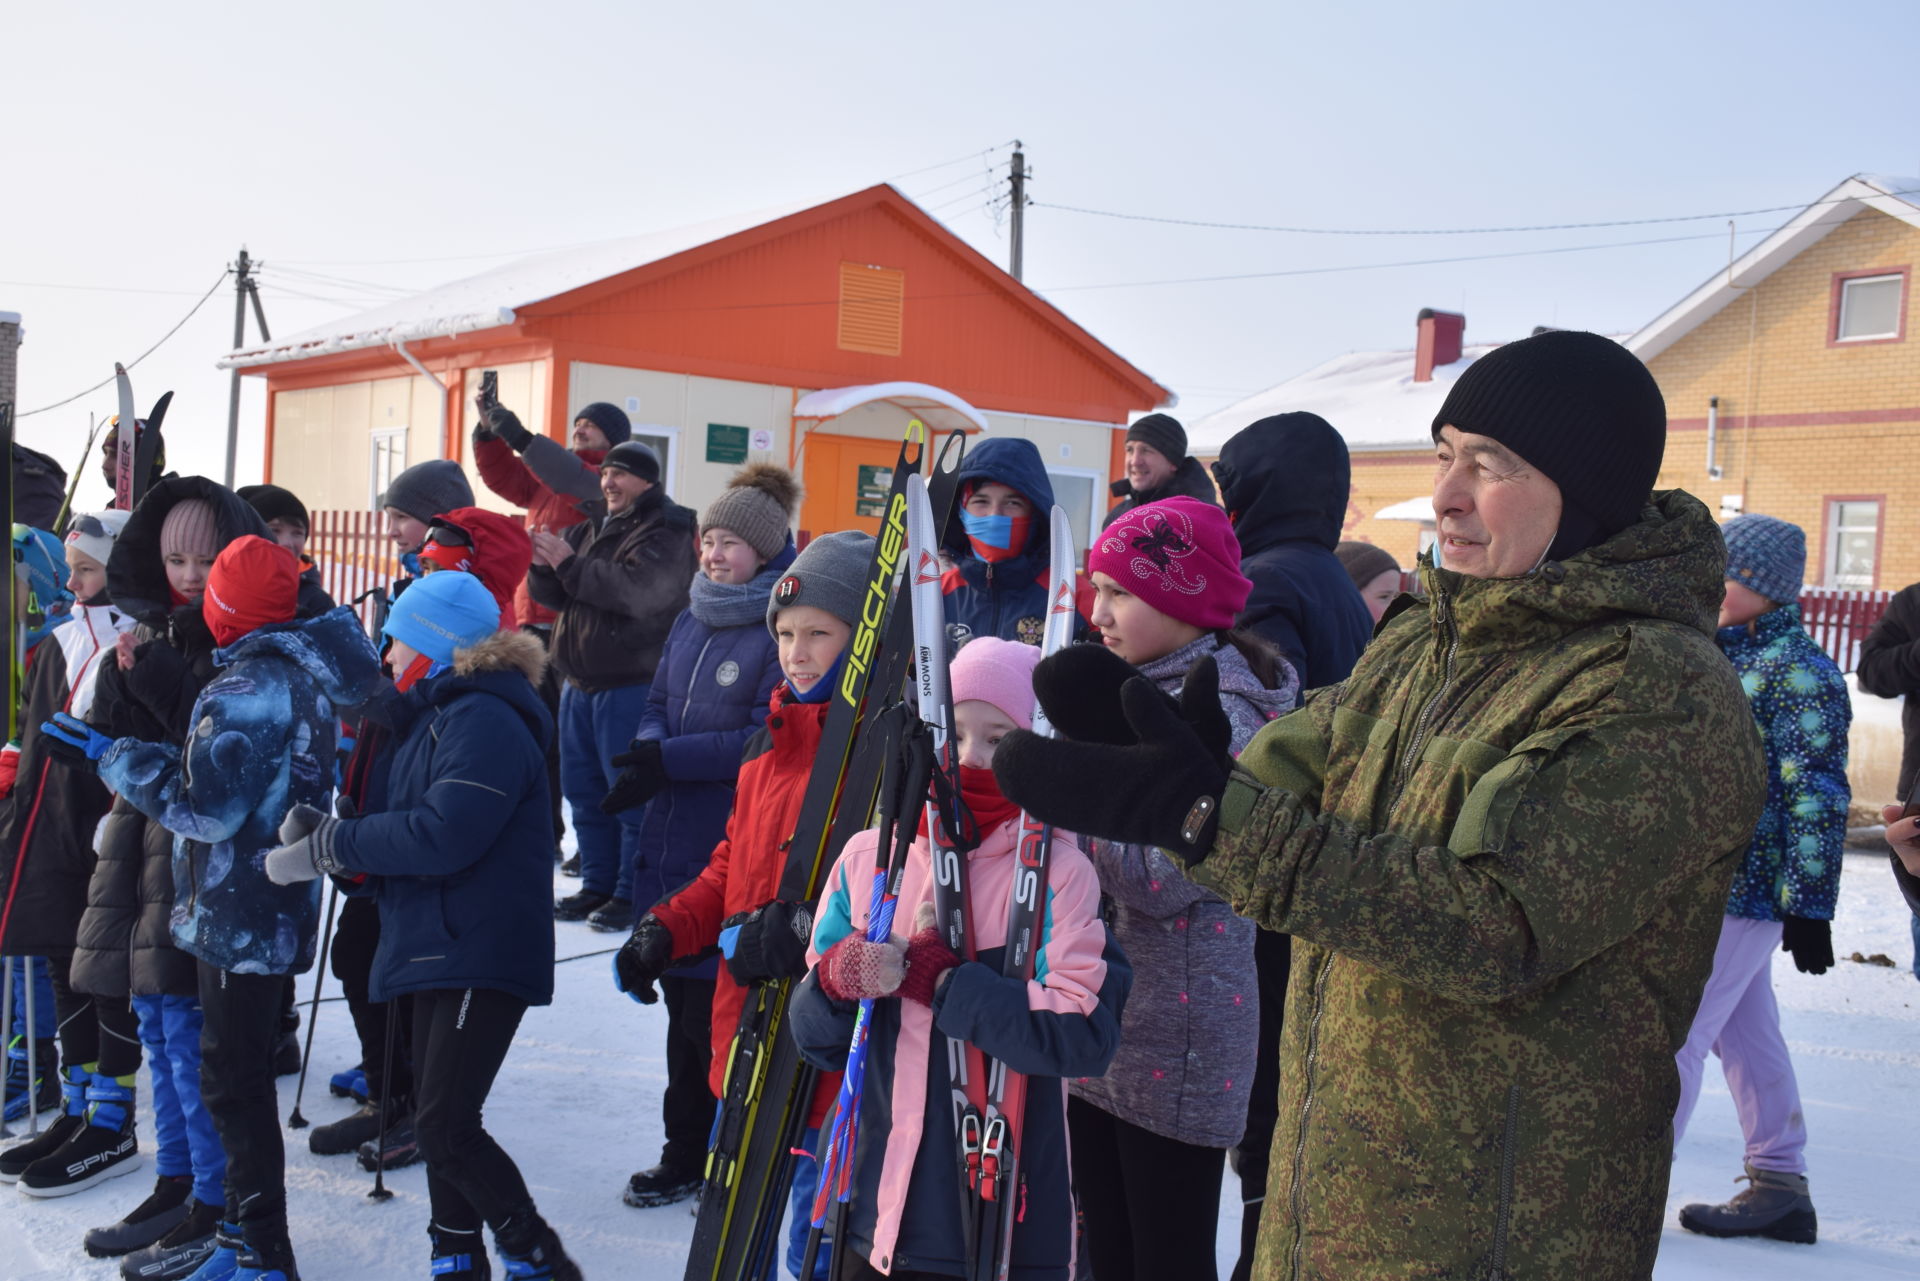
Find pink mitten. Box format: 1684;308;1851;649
817;934;907;1002
897;900;964;1007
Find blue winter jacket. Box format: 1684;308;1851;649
325;630;558;1006
99;607;384;976
939;437;1089;648
1716;603;1851;922
632;549;793;977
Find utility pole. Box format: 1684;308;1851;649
223;248;269;487
1009;142;1028;281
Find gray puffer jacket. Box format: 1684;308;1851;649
1069;635;1296;1146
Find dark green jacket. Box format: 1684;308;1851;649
1197;490;1766;1280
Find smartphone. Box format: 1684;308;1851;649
1903;772;1920;820
477;369;499;414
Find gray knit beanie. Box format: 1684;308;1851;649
767;531;875;636
379;460;474;524
703;464;801;562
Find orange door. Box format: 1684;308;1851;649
798;432;910;543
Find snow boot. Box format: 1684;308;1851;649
558;854;581;879
19;1070;142;1196
495;1208;581;1280
586;897;634;933
308;1096;404;1156
119;1199;225;1281
622;1160;702;1208
271;1030;301;1078
85;1173;194;1256
172;1222;244;1281
430;1224;492;1279
553;888;609;921
357;1113;423;1172
328;1064;368;1101
1678;1164;1818;1244
0;1062;88;1183
3;1034;60;1121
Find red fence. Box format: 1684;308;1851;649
309;510;400;636
1798;586;1892;674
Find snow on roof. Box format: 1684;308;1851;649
1627;173;1920;362
1187;341;1502;457
219;198;819;369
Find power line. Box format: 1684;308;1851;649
0;279;217;297
19;270;232;418
886;141;1017;183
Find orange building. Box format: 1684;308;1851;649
222;185;1169;547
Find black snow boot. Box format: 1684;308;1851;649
85;1173;194;1257
308;1096;405;1156
18;1070;142;1196
0;1062;88;1183
357;1114;423;1172
495;1207;581;1281
118;1200;225;1281
623;1160;703;1208
587;897;635;933
558;853;581;879
553;888;609;921
1678;1164;1818;1244
429;1224;492;1280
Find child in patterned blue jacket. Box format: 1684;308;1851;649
1672;514;1850;1247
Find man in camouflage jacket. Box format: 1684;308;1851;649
997;331;1769;1279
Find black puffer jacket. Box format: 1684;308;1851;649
70;478;271;998
1213;413;1373;691
527;485;698;692
1102;454;1220;528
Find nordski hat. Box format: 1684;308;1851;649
383;569;501;664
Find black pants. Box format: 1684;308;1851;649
660;975;715;1171
841;1257;947;1281
525;625;566;847
42;949;136;1074
331;894;412;1102
1067;1095;1224;1281
412;986;534;1235
198;963;290;1255
1230;929;1291;1281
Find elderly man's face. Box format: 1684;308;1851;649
1431;426;1563;579
1125;440;1177;492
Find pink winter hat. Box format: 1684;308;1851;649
950;636;1041;731
1090;496;1251;631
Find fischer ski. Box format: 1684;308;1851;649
113;365;135;512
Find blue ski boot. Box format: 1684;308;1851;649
177;1223;244;1281
328;1064;368;1102
3;1034;59;1121
431;1225;491;1279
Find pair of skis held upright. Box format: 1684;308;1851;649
799;474;1078;1281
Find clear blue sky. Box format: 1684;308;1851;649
6;0;1916;497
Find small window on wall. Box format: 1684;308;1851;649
1824;499;1880;590
631;428;676;493
369;428;407;510
1044;468;1099;558
1833;271;1906;342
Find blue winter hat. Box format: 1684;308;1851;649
1722;514;1806;605
13;524;74;646
381;569;500;664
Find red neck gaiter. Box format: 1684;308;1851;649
920;765;1022;840
392;651;435;692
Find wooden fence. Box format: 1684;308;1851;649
308;510;401;636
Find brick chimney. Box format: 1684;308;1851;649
0;312;20;409
1413;308;1464;383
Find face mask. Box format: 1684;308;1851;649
961;511;1032;565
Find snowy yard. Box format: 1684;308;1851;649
5;849;1917;1279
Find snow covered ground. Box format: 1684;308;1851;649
5;850;1918;1279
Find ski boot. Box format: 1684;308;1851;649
495;1208;581;1281
1678;1163;1818;1244
3;1034;59;1121
430;1224;492;1279
357;1113;423;1172
623;1160;702;1208
85;1173;193;1257
587;897;635;933
18;1070;143;1196
231;1238;299;1280
328;1064;368;1102
119;1200;225;1281
0;1062;88;1183
174;1221;244;1281
309;1095;405;1157
553;888;609;922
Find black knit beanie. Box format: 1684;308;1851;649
574;402;633;446
237;484;310;535
1431;330;1665;560
1126;413;1187;464
601;440;661;485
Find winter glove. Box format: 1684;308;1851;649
993;655;1233;867
613;914;675;1005
39;712;117;772
816;934;907;1003
600;739;667;815
896;901;963;1008
264;803;342;886
479;404;534;452
1781;915;1833;975
1031;643;1147;745
0;743;19;797
721;898;815;985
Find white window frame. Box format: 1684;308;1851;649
1823;498;1880;590
630;424;682;496
369;427;408;510
1835;273;1904;342
1044;464;1106;555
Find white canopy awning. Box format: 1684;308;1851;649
791;382;989;436
1372;496;1435;522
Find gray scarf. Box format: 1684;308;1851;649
688;564;780;629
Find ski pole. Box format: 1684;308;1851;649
368;996;399;1202
1;955;14;1138
287;882;340;1129
22;956;39;1135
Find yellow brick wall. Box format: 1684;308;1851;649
1346;458;1439;568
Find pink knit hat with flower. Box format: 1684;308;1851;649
1090;496;1251;631
950;636;1041;731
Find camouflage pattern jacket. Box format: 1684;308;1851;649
1194;490;1766;1280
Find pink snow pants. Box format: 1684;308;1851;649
1672;914;1808;1174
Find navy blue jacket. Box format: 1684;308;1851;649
326;630;557;1007
939;437;1089;647
100;607;384;976
1213;413;1373;690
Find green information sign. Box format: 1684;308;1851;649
706;423;750;465
855;464;894;518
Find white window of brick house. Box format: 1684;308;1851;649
1823;499;1880;590
1833;272;1905;342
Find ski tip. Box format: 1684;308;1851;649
113;362;128;376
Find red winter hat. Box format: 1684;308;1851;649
1089;496;1251;631
419;506;532;624
202;535;300;648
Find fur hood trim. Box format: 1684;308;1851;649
452;628;547;683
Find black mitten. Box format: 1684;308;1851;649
1780;915;1833;975
601;740;668;814
481;404;534;451
1031;643;1145;745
